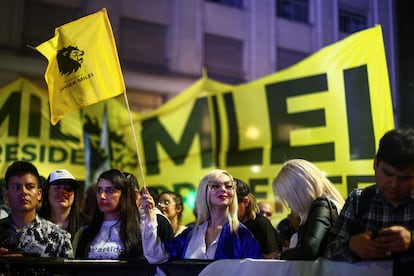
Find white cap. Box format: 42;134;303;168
47;169;78;188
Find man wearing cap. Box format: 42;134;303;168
235;178;282;259
0;161;73;257
39;169;88;241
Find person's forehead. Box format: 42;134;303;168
160;194;173;201
260;203;272;209
380;161;414;176
214;174;231;182
9;173;38;183
97;178;115;187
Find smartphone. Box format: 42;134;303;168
371;229;378;240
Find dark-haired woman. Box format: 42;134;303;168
39;169;89;242
72;169;142;259
157;191;188;236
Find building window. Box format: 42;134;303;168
277;0;309;24
204;34;244;84
277;47;309;70
119;18;169;73
339;9;367;34
205;0;244;9
0;0;16;47
22;0;80;51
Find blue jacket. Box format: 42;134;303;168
164;222;262;260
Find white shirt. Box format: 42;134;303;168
141;215;219;263
184;220;219;259
88;220;124;259
141;213;169;264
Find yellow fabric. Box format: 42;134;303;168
108;25;394;224
36;8;125;125
25;24;393;225
0;78;85;178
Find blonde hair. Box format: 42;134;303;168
195;169;240;233
272;159;344;220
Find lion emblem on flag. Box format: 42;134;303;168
57;46;84;75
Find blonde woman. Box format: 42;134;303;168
140;169;261;263
273;159;345;260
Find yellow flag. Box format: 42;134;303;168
36;8;125;125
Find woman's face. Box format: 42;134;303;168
208;174;235;207
48;182;75;211
96;178;122;220
157;193;181;220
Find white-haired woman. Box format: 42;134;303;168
140;169;261;263
273;159;345;260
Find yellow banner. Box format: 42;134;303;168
1;25;393;227
36;8;125;125
100;25;393;225
0;78;85;179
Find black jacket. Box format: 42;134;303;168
244;212;281;255
280;197;338;260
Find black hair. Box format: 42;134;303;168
4;161;40;189
147;187;160;205
124;172;140;191
376;128;414;169
235;178;250;201
158;190;184;221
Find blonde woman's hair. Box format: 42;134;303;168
195;169;240;233
272;159;345;220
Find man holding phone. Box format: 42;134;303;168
325;128;414;266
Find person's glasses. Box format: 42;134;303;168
157;200;176;208
96;187;119;195
208;180;235;191
51;184;74;192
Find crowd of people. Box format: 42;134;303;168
1;128;414;272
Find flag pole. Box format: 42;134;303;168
122;92;146;188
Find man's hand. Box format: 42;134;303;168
376;226;411;254
349;231;392;260
349;226;412;260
